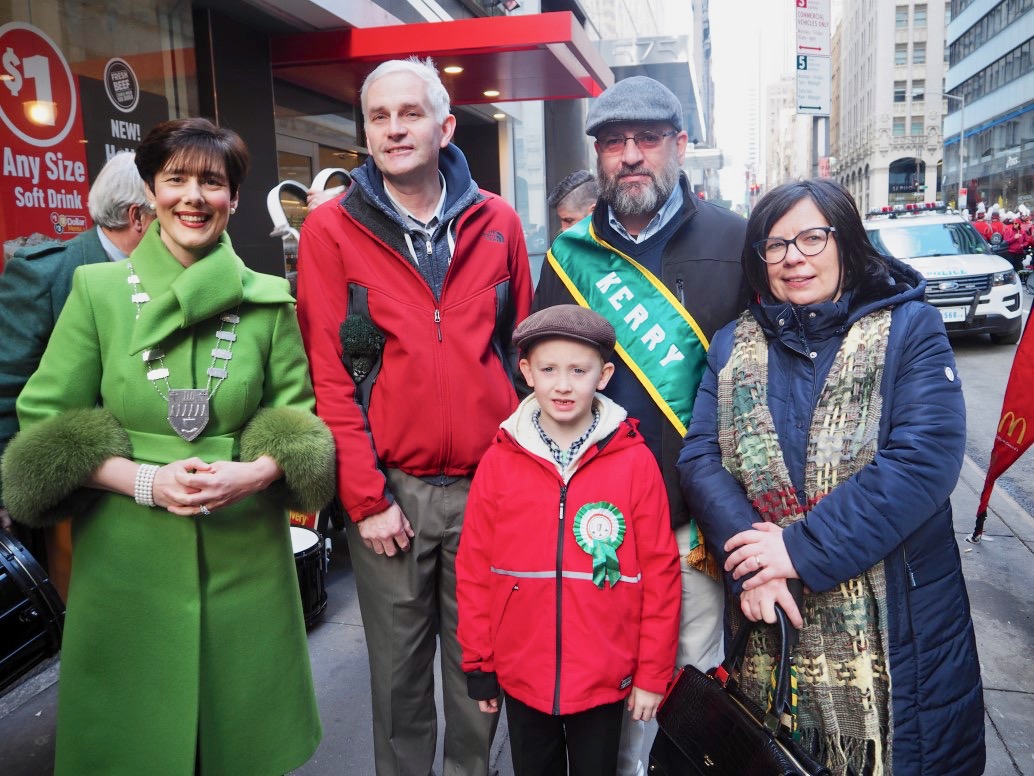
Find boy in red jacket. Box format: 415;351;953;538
456;305;681;776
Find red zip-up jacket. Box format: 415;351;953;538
457;396;680;715
297;151;532;519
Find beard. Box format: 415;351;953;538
597;153;681;217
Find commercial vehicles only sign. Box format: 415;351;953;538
796;0;831;57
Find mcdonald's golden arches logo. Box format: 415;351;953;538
998;412;1027;445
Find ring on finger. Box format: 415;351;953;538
199;504;211;516
755;554;763;569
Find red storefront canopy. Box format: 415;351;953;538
270;11;612;106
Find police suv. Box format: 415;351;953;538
864;203;1023;345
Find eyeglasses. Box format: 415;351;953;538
597;130;676;155
753;226;837;264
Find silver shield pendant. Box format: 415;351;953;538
167;389;210;442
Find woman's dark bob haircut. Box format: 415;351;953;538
742;178;886;300
135;118;249;198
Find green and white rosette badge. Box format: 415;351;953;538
573;501;626;588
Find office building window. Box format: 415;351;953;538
895;43;908;65
896;6;908;26
912;80;925;101
895;81;907;102
914;4;927;26
914;42;926;64
893;117;906;136
911;117;924;136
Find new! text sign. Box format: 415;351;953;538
796;0;831;57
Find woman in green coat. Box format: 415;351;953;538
2;118;334;775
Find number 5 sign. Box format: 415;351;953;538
0;22;78;147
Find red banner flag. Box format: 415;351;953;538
973;317;1034;539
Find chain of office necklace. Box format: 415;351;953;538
126;261;240;441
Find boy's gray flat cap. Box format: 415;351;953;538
513;305;616;359
585;76;683;137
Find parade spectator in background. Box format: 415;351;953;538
678;178;984;775
296;57;532;776
547;170;599;232
533;75;750;774
0;151;153;596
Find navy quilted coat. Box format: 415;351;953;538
677;258;985;775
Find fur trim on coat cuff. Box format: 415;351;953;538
465;670;501;701
239;407;336;514
1;408;131;528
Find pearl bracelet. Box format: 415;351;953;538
134;464;159;507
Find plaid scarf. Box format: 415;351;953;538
717;308;894;776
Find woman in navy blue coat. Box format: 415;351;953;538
677;179;984;775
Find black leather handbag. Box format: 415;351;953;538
648;604;831;776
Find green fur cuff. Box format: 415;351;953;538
1;408;131;528
240;407;336;514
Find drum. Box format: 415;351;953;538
290;525;327;627
0;529;65;693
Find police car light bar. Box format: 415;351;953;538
865;201;947;218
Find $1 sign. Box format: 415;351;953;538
0;22;77;146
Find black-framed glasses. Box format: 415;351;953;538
597;130;677;155
753;226;837;264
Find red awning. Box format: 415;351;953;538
270;11;612;106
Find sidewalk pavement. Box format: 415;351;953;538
2;455;1032;774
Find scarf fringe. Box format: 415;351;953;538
800;728;887;776
684;544;721;580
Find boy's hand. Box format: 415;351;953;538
478;697;501;714
627;686;664;722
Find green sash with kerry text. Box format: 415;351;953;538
546;219;709;437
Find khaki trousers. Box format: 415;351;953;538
346;469;497;776
617;522;726;775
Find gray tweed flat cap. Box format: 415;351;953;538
585;76;683;137
513;305;616;359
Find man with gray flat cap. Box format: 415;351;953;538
534;75;749;773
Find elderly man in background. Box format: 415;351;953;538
534;76;750;774
0;151;153;595
548;169;599;233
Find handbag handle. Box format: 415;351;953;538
715;579;803;732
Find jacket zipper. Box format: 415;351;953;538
553;483;568;715
434;308;442;342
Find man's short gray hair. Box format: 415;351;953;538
547;170;599;210
360;57;451;124
88;151;150;229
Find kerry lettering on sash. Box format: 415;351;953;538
546;220;709;436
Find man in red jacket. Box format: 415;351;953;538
296;57;532;776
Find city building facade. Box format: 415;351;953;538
944;0;1034;211
831;0;949;214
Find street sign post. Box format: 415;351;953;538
796;54;831;115
795;0;831;57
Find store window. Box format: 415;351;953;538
0;1;196;260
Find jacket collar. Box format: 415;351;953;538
348;143;480;229
128;224;293;355
750;256;926;345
